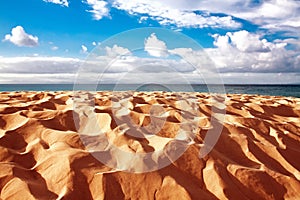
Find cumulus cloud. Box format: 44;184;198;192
139;16;148;23
212;31;272;53
85;0;109;20
112;0;240;29
169;48;213;72
83;44;193;74
3;26;39;47
98;43;195;73
78;55;198;85
276;38;300;51
206;30;300;73
43;0;69;7
81;45;88;53
144;33;168;57
1;32;299;84
105;45;131;57
0;52;299;84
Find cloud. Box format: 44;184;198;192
155;0;300;35
0;52;299;84
0;57;81;74
138;16;148;23
81;0;299;36
85;0;109;20
81;45;88;53
144;33;168;57
169;48;213;71
212;31;272;53
112;0;240;29
94;44;194;73
43;0;69;7
107;56;195;73
232;0;300;32
51;46;59;51
3;26;39;47
80;44;194;76
1;31;299;84
0;73;77;84
276;38;300;51
105;45;131;57
80;0;300;36
206;30;300;73
0;56;81;83
59;35;295;75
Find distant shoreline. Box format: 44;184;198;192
0;84;299;98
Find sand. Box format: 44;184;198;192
0;91;299;200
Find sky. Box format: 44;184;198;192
0;0;300;84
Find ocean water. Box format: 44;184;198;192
0;84;300;98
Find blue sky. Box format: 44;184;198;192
0;0;299;84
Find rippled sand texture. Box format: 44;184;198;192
0;91;299;200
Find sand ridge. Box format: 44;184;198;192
0;91;299;199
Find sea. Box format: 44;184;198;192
0;84;300;98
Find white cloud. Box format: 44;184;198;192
0;51;299;84
206;30;300;73
169;48;213;71
51;46;59;51
81;0;299;35
155;0;300;35
73;35;300;84
81;44;193;75
0;73;76;84
3;26;39;47
112;0;240;29
276;38;300;51
144;33;168;57
0;56;81;83
86;0;109;20
92;41;101;46
105;44;131;57
107;56;195;73
212;31;272;53
1;28;299;84
43;0;69;7
81;45;88;53
139;16;148;23
236;0;300;31
0;57;81;74
80;0;300;36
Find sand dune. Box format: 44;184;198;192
0;91;299;199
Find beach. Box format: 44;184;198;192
0;91;299;199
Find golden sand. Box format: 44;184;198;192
0;91;299;199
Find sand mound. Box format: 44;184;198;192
0;91;299;199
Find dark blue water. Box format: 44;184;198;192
0;84;299;98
